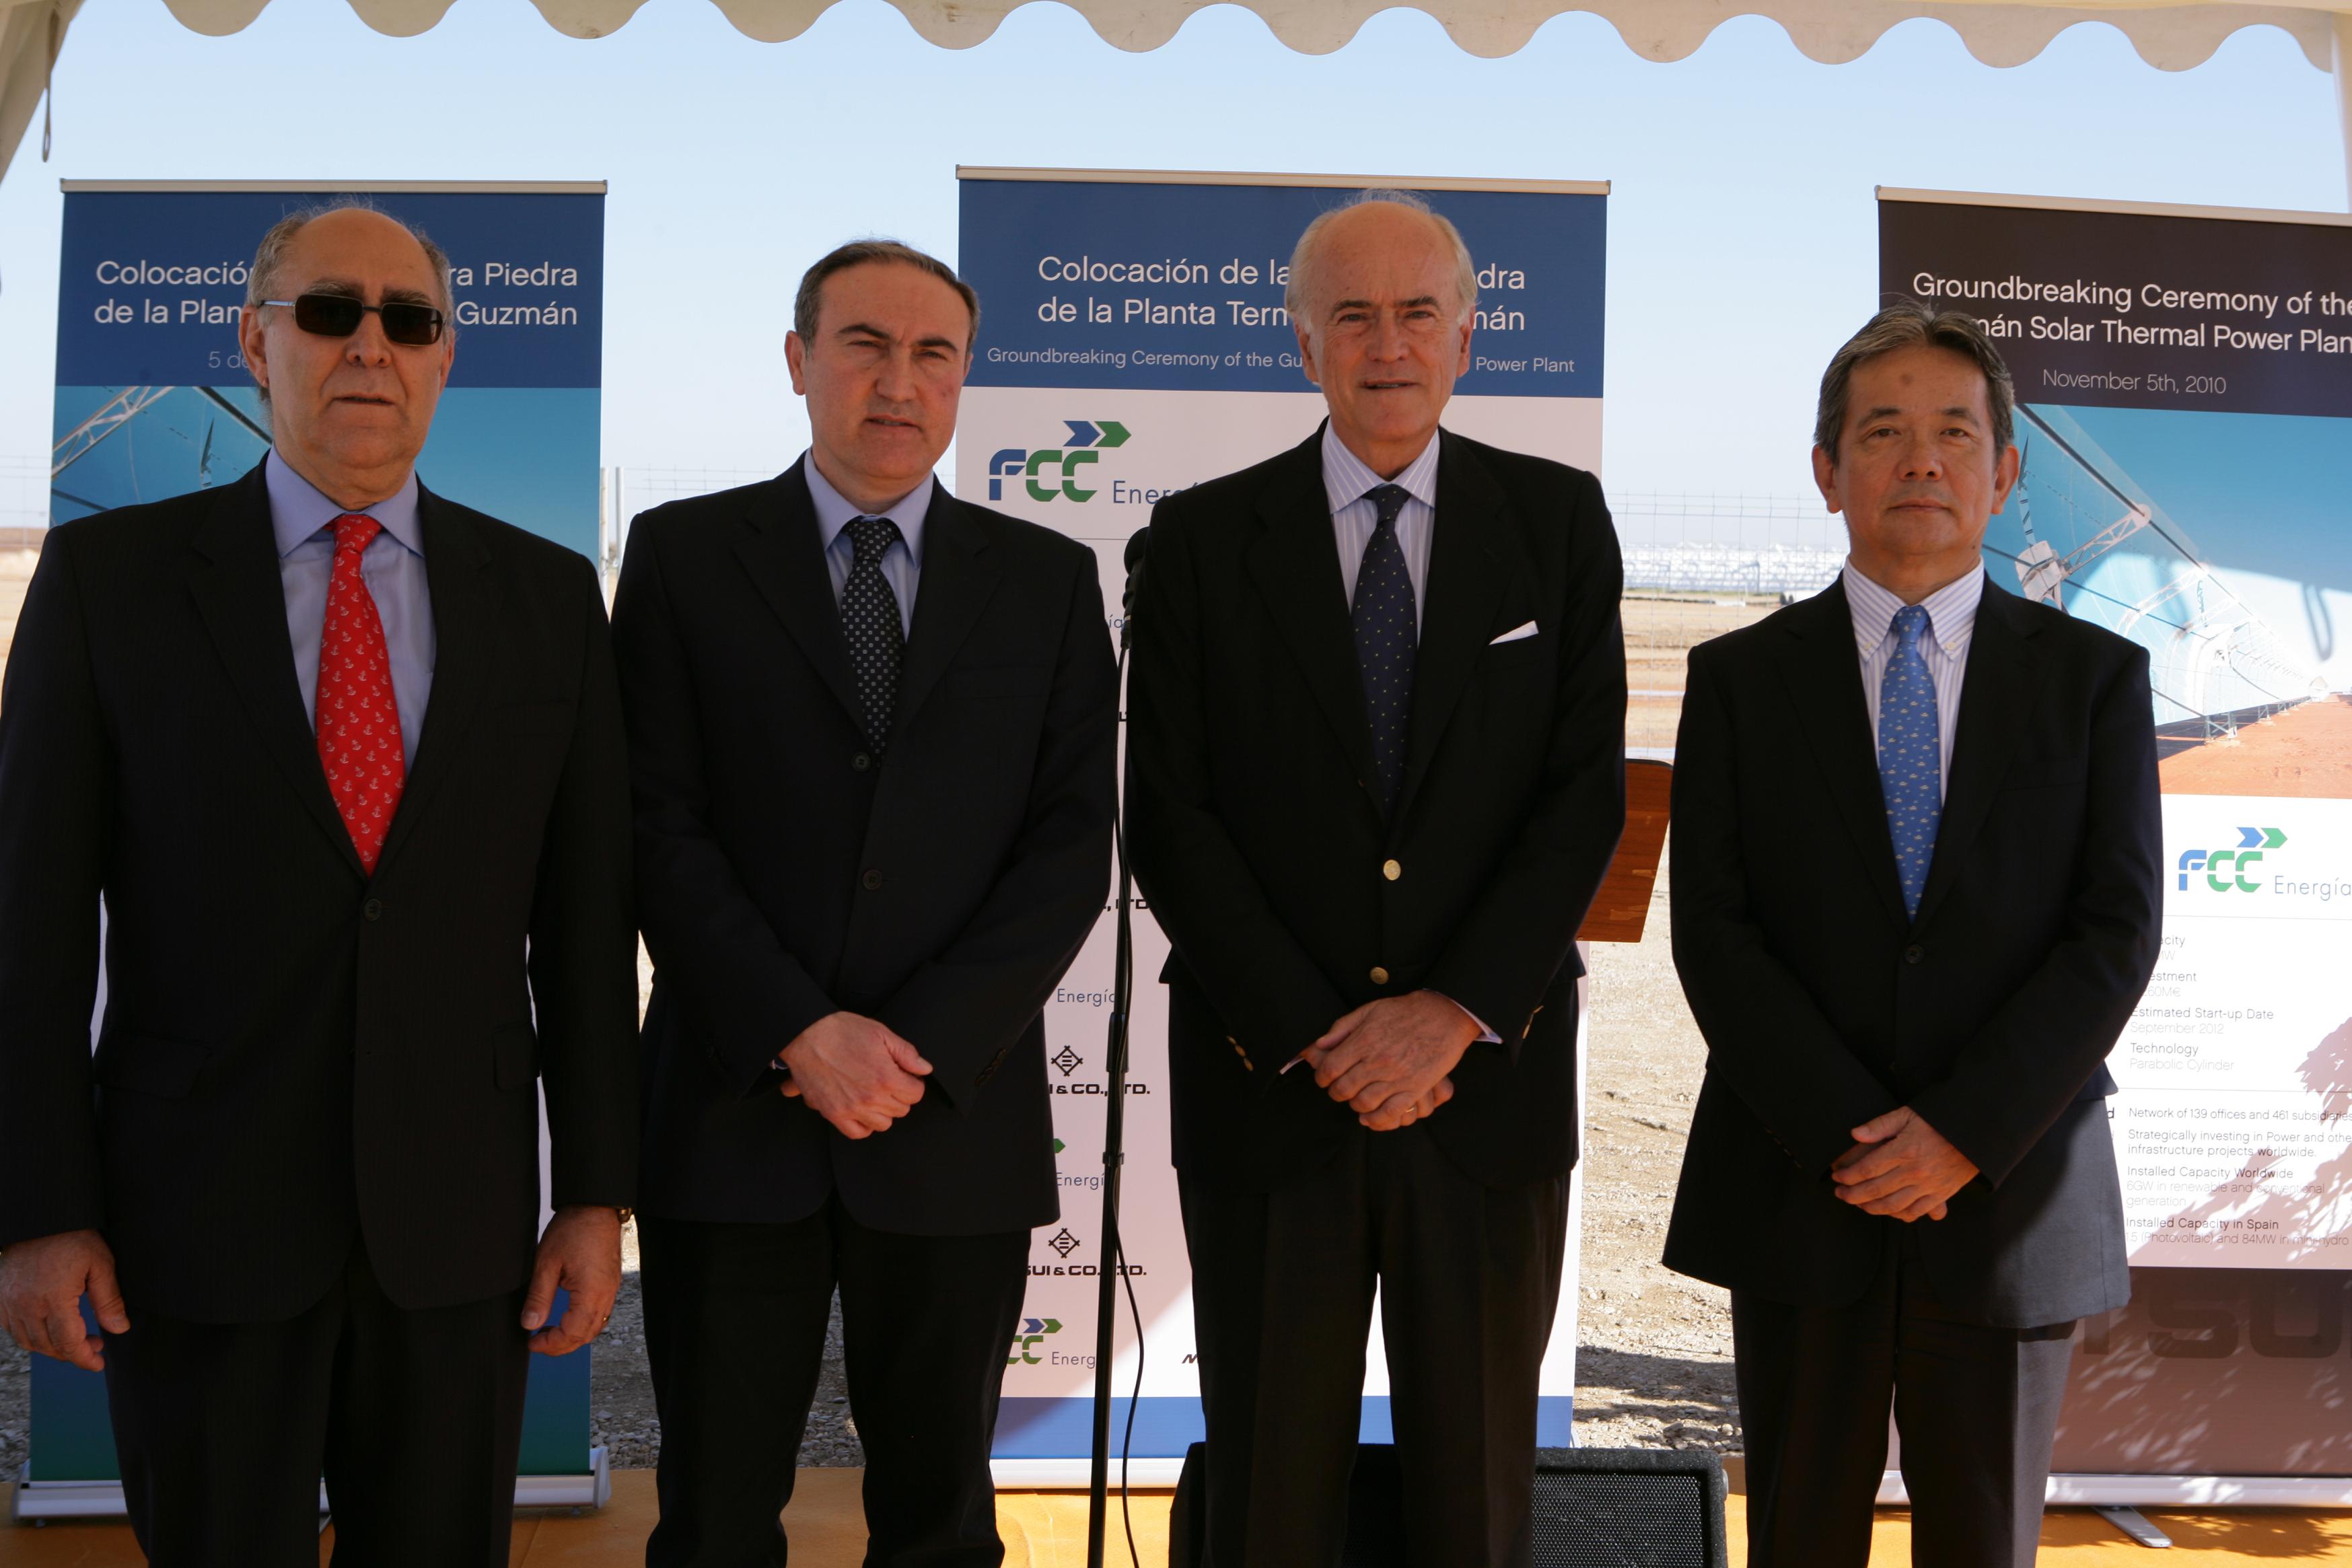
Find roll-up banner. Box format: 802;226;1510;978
1880;188;2352;1503
958;167;1607;1484
22;180;608;1520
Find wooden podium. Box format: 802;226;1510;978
1575;757;1670;945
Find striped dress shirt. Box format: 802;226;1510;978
1842;560;1982;797
1322;425;1440;630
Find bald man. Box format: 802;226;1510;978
1127;192;1627;1567
0;203;638;1567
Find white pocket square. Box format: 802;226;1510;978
1489;621;1538;645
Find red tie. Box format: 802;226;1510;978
316;513;406;874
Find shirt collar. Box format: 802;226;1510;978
803;451;932;565
1843;559;1984;655
264;451;423;561
1320;423;1440;518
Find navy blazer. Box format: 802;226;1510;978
614;462;1116;1236
1126;427;1628;1192
0;462;639;1322
1662;575;2162;1328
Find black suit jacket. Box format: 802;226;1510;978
1662;575;2161;1328
612;462;1116;1237
1127;427;1627;1191
0;463;639;1323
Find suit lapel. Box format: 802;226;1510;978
373;485;489;878
894;486;1003;738
731;462;865;732
1775;579;1909;927
1913;581;2039;931
186;465;365;880
1244;433;1380;797
1396;431;1514;824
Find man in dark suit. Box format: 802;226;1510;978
1126;192;1627;1568
0;203;638;1567
614;239;1116;1567
1663;301;2163;1567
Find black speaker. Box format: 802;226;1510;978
1166;1442;1728;1568
1529;1447;1729;1567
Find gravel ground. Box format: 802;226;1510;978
1574;843;1742;1454
592;1225;863;1472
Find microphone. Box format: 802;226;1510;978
1120;527;1151;650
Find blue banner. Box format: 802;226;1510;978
51;184;603;561
962;177;1604;398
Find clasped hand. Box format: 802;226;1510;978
1830;1106;1979;1222
1298;990;1476;1132
781;1011;933;1139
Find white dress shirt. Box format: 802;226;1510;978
1841;559;1982;797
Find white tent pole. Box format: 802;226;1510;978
2337;11;2352;208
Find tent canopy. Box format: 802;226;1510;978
5;0;2351;185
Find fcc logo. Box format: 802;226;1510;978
988;419;1131;502
2178;827;2287;892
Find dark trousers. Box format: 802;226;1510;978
101;1240;530;1568
1732;1231;2077;1568
1178;1127;1571;1568
639;1204;1030;1568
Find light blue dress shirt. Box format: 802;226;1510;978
266;452;435;771
1322;423;1439;633
803;452;931;637
1841;560;1981;797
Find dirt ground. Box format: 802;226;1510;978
1623;594;1777;751
2159;693;2352;799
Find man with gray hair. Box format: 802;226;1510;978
1663;300;2161;1565
1127;192;1627;1565
0;202;638;1565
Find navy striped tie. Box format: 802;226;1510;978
1351;484;1417;819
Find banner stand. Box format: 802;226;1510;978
30;178;612;1518
10;1452;613;1522
956;165;1611;1474
1879;186;2352;1513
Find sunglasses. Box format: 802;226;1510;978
260;292;447;347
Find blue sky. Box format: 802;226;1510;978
0;0;2342;503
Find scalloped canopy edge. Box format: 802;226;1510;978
139;0;2347;70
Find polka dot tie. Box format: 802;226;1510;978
1878;604;1942;919
841;515;906;757
1351;485;1417;820
315;513;406;875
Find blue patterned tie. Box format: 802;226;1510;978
1879;604;1941;919
1352;485;1417;820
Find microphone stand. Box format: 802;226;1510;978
1085;536;1146;1568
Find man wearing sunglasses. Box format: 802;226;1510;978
0;202;638;1567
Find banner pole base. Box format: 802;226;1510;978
2095;1505;2174;1549
11;1448;612;1520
